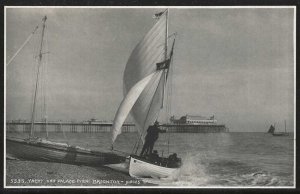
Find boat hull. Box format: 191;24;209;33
272;133;289;136
129;155;180;179
6;137;125;166
105;161;130;174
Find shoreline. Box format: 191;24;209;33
6;159;155;186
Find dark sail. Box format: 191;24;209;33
268;125;275;133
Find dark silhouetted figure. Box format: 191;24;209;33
140;121;165;156
168;153;181;168
268;125;275;134
149;150;160;163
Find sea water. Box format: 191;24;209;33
7;132;294;187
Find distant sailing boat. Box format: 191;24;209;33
6;16;124;166
272;120;289;136
267;125;275;134
110;9;182;179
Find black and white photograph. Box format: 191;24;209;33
4;6;295;188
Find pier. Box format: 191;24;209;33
6;121;135;133
6;121;228;133
160;124;228;133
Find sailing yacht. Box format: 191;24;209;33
272;121;289;136
110;9;182;178
6;16;124;166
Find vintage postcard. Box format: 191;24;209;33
4;6;295;188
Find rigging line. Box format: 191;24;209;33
28;26;40;134
132;71;160;111
132;72;161;154
44;24;49;139
131;72;161;153
127;67;163;129
29;48;40;137
30;58;42;137
167;51;174;114
162;9;168;108
134;71;164;154
7;25;39;66
28;37;37;137
162;38;175;122
162;67;171;152
167;55;174;155
163;37;175;154
30;16;47;138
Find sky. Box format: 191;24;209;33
5;7;295;132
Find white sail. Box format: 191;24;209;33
123;12;167;142
111;10;168;145
123;13;166;90
111;72;158;144
133;71;165;144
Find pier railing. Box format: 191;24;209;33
6;122;228;133
6;122;136;133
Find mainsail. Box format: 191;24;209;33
111;10;168;146
111;71;161;143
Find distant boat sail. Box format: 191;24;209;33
110;9;182;178
271;120;289;137
267;125;275;133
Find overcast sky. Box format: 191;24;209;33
5;7;294;132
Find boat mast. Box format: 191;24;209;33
161;9;169;109
164;9;170;155
165;9;168;62
30;16;47;138
133;10;170;153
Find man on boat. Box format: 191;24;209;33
140;121;165;156
168;153;181;168
149;150;160;163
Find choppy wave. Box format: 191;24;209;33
141;151;294;187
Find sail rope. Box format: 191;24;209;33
29;28;41;137
118;28;167;151
133;71;164;154
6;25;39;66
162;37;175;155
116;38;165;151
39;29;44;136
113;11;168;154
166;49;174;155
133;11;169;154
133;37;176;156
36;22;48;139
44;26;49;138
43;24;49;139
27;29;39;137
116;70;159;152
131;72;161;154
29;16;47;138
